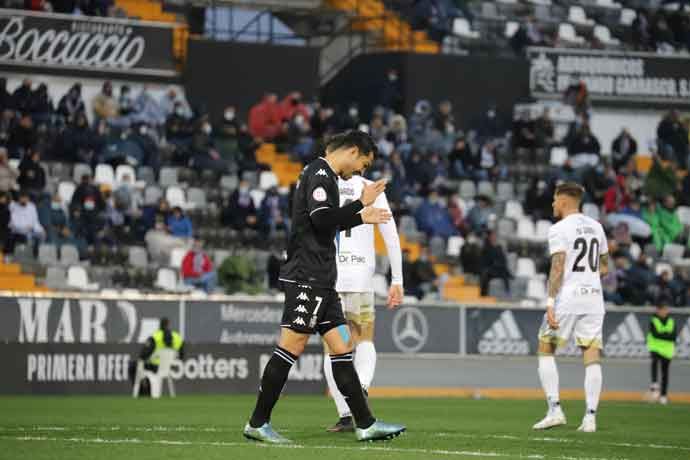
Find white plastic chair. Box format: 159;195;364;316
166;186;187;209
132;348;177;399
559;23;585;44
516;217;535;240
447;236;465;257
67;265;99;291
72;163;92;183
259;171;279;190
676;206;690;226
115;164;137;185
568;6;594;26
58;181;76;205
250;189;266;209
596;0;621;8
527;278;547;300
583;203;600;221
459;180;477;199
655;262;674;278
594;25;620;46
662;243;685;263
187;187;207;208
504;21;519;38
504;200;524;220
620;8;636;26
94;164;115;187
169;247;187;269
452;18;480;39
155;267;179;292
516;257;537;277
534;220;551;242
550;146;568;166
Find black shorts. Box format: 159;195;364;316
280;282;346;335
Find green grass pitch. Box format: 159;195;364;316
0;395;688;460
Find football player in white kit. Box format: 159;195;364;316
323;173;404;433
533;182;609;433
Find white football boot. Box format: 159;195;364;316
533;406;567;430
577;414;596;433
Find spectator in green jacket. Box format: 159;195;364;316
642;195;682;252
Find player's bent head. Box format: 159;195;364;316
553;181;585;216
326;130;377;178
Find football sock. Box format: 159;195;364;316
323;354;352;418
249;346;296;428
585;363;602;414
331;352;376;429
538;355;560;411
354;341;377;390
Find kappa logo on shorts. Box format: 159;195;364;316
478;310;529;355
315;169;328;177
296;292;310;302
294;305;309;314
605;313;647;358
293;317;306;327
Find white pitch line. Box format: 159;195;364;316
435;432;690;452
0;435;628;460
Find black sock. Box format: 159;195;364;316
249;346;296;428
331;352;376;429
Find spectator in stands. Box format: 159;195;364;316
476;104;504;142
12;78;33;114
286;111;315;162
145;218;190;265
657;110;688;167
134;86;166;127
0;77;12;113
512;109;537;153
57;83;85;124
0;147;18;192
568;123;601;167
405;245;438;300
645;157;677;200
380;68;403;114
70;173;105;245
534;108;555;149
477;140;503;180
17;148;46;199
222;179;259;231
633;8;653;50
29;83;53;125
0;191;8;252
386;151;408;203
181;238;217;293
249;93;282;140
6;190;45;254
652;11;675;52
459;232;481;276
604;175;632;214
54;224;87;260
44;193;68;242
166;101;194;153
611;128;638;171
447;192;466;234
118;85;134;116
7;113;36;159
465;194;493;234
259;186;288;238
55;111;101;164
159;87;189;119
479;230;512;296
432;100;455;153
279;92;309;124
679;172;690;206
387;114;411;153
510;16;544;56
92;81;118;122
166;206;193;239
408;100;433;152
602;255;625;305
525;179;552;221
189;119;228;174
643;195;683;252
339;104;361;132
563;75;590;116
414;190;457;239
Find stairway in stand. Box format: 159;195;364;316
255;144;304;187
0;258;49;292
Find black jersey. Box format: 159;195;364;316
279;157;349;289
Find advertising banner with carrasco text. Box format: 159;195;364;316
527;46;690;106
0;296;181;344
0;9;177;77
466;308;690;359
0;343;324;394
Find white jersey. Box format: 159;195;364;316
335;176;403;293
548;213;608;315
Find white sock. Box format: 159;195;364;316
323;354;351;418
585;363;602;414
354;341;377;390
538;355;560;411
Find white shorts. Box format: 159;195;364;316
339;292;375;325
538;312;604;350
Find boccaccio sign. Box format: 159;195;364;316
0;9;177;77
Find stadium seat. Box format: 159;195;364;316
58;181;76;205
399;215;418;236
477;181;494;197
582;203;600;221
159;167;179;187
187;187;207;208
527;0;551;5
516;217;535;240
488;278;509;299
94;164;115;187
242;170;259;188
169;247;187;269
550;146;568;166
213;249;231;266
452;18;480;39
250;189;266;209
220;174;239;190
45;266;67;290
137;166;156;185
620;8;636;26
128;246;149;268
594;25;621;46
430;236;446;259
67;265;99;291
596;0;621;8
115;164;137;185
662;244;685;263
72;163;92;183
534;220;551;242
155;267;179;292
481;2;503;19
459;180;476;199
60;244;80;266
259;171;279;190
447;236;465;257
526;278;547;300
568;6;594;26
516;257;536;277
144;185;163;205
496;182;514;201
38;244;58;266
655;262;674;278
558;23;586;44
497;218;515;239
676;206;690;226
166;186;187;209
504;200;524;220
504;21;519;38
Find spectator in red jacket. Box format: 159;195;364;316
604;175;632;214
248;93;282;140
279;92;309;124
181;238;217;293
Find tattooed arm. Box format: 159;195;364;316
599;253;609;277
547;252;566;299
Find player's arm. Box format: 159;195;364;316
309;178;390;232
376;192;404;308
545;225;567;329
599;253;609;277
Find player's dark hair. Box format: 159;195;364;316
325;130;378;158
555;182;585;202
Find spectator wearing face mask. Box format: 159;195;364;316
12;78;33;114
466;195;494;234
134;86;166;127
286;112;314;163
6;191;45;254
92;81;119;122
159;87;190;119
7;114;37;159
17;148;46;199
118;85;134;116
146;217;191;265
248;93;282;140
69;173;105;245
29;83;54;125
259;186;289;238
57;83;85;124
479;230;512;297
415;190;458;239
381;68;402;114
221;179;258;231
190;119;228;174
44;193;68;242
55;111;101;164
167;206;193;239
279;92;309;123
339;104;360;131
181;238;217;293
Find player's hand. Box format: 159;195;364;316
361;207;392;224
546;306;559;330
360;179;387;206
387;284;404;310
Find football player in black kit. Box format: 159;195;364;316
243;131;406;443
